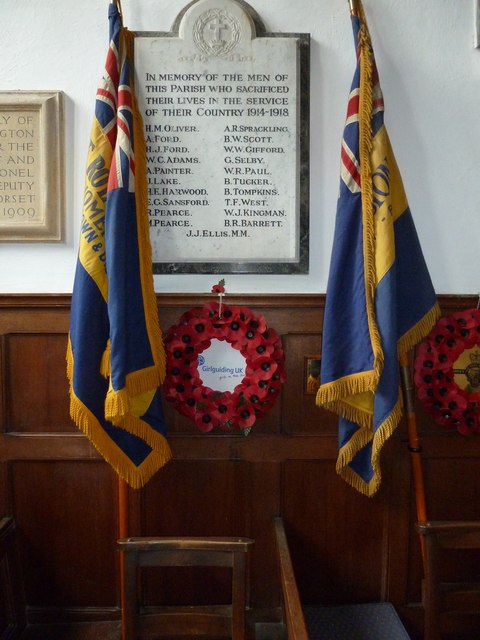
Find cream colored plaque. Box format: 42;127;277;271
0;91;64;242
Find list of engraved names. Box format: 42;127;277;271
135;28;300;264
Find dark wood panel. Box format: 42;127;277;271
282;333;337;436
4;334;71;434
424;456;480;520
282;457;393;605
142;459;251;537
9;461;118;609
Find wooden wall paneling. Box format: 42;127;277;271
282;457;392;605
0;335;7;518
281;332;337;436
421;442;480;522
10;460;119;617
0;298;121;623
4;333;72;434
0;293;478;639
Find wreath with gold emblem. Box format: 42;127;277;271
414;309;480;435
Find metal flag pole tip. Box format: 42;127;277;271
349;0;359;17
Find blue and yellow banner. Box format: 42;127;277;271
316;1;439;497
67;4;171;488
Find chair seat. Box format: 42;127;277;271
303;602;411;640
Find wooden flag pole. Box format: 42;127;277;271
118;477;129;640
399;351;427;566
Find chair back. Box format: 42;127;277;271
416;520;480;640
118;535;254;640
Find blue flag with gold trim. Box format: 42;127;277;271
316;2;439;497
67;4;171;488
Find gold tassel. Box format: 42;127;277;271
100;340;111;378
105;387;131;419
316;369;378;407
124;365;162;399
336;391;403;497
322;399;373;432
66;337;74;383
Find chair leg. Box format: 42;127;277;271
121;550;138;640
231;551;248;640
423;538;441;640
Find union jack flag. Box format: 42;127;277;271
341;65;384;194
67;4;171;489
316;1;439;496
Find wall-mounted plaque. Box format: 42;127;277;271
135;0;309;274
0;91;64;242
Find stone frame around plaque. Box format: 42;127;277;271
0;91;64;243
134;0;310;274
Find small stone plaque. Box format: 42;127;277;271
135;0;309;273
0;91;64;242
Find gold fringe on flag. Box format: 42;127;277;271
357;1;384;390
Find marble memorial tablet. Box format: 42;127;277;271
135;0;309;273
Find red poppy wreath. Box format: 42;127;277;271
414;308;480;436
163;289;286;433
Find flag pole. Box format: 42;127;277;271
348;0;359;17
399;351;427;567
118;477;129;640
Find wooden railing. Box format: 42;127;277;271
274;517;309;640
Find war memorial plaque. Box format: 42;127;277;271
0;91;64;242
135;0;309;273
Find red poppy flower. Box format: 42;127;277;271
212;284;225;294
242;384;263;405
194;408;216;432
246;356;278;382
211;393;235;425
235;402;256;429
248;314;267;334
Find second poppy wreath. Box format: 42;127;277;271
414;308;480;436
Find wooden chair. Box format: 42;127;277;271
0;517;26;640
274;517;411;640
117;535;254;640
416;520;480;640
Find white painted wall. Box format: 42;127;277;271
1;0;478;295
